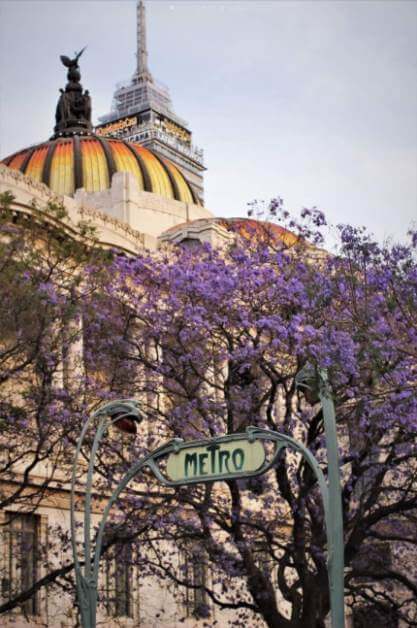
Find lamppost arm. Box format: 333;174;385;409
69;405;103;625
70;400;143;628
91;441;175;582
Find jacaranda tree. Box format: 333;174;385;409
1;193;416;627
81;205;417;627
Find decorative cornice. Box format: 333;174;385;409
78;205;145;246
0;163;145;249
0;162;63;204
159;218;233;244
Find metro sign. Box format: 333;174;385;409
166;437;265;482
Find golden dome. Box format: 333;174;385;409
162;217;298;247
217;217;298;246
2;136;200;205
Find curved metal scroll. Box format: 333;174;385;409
92;428;335;612
72;419;343;628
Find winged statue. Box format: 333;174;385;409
60;46;87;69
53;46;92;136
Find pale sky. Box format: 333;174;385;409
0;0;416;243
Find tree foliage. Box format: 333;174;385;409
1;193;416;627
0;193;110;616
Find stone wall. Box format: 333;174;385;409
74;171;214;239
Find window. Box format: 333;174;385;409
183;547;209;618
105;543;133;618
3;512;39;615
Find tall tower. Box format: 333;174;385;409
96;1;205;203
136;0;150;78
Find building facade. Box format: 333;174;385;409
0;4;270;626
2;3;397;628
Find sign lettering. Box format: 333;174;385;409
166;438;265;482
96;116;138;137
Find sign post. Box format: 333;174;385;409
71;378;345;628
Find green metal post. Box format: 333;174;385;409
295;364;345;627
70;407;103;628
70;400;143;628
318;369;345;628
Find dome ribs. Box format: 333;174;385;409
19;147;37;174
95;137;117;183
124;142;153;193
161;157;195;205
2;149;28;171
107;140;144;190
42;140;57;187
1;153;14;167
73;136;83;191
151;151;181;201
2;135;200;204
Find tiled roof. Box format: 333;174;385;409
2;136;199;205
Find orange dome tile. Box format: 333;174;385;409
218;218;298;247
2;136;200;205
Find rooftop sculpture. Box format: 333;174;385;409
53;47;93;137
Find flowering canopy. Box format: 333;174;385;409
81;207;417;627
1;191;416;626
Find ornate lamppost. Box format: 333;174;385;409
295;366;345;628
70;399;144;628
